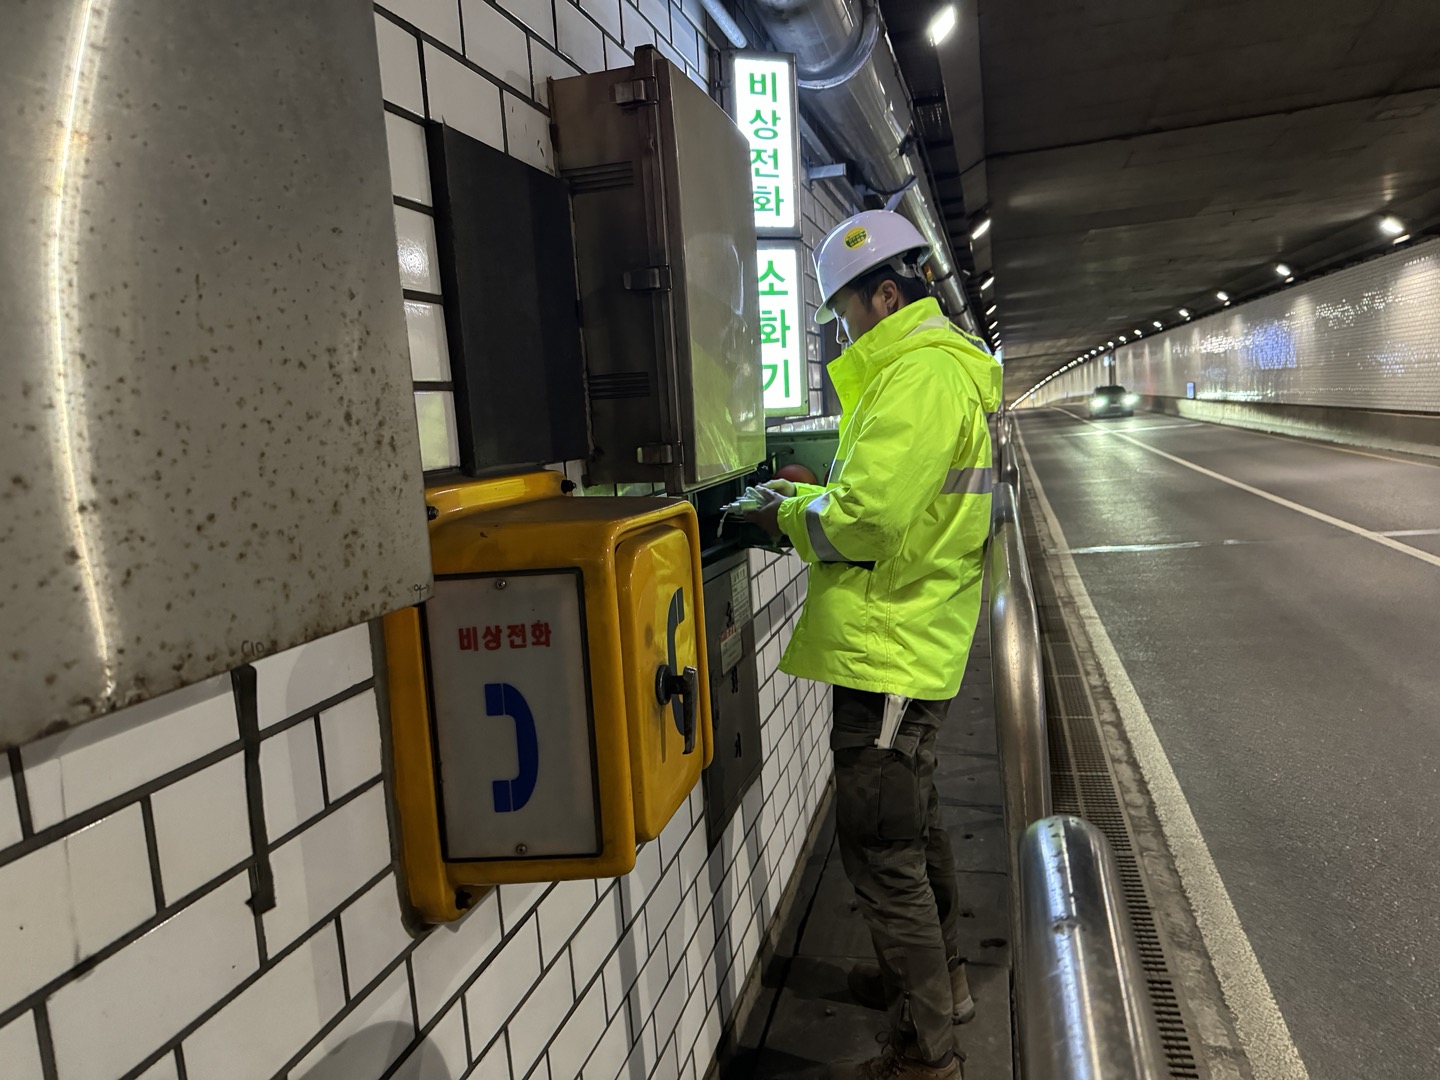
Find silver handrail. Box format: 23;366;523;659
1019;816;1169;1080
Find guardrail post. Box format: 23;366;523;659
1019;816;1168;1080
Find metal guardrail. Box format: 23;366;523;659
1020;816;1169;1080
988;412;1166;1080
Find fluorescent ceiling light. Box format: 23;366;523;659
1275;263;1292;277
1107;341;1114;347
980;275;994;291
970;218;992;241
1153;321;1163;329
1380;216;1406;237
985;304;997;316
1394;233;1411;245
928;5;959;45
1178;308;1190;318
1134;329;1143;336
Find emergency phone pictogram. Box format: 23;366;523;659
485;682;539;813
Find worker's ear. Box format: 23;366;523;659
880;280;901;315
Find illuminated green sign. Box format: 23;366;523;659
758;242;806;416
732;55;800;237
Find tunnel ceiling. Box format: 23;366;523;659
879;0;1440;400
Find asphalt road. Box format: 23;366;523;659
1016;408;1440;1080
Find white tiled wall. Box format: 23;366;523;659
0;553;827;1080
0;4;845;1078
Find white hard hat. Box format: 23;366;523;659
813;210;931;325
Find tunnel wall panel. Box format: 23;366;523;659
1029;238;1440;413
0;2;850;1079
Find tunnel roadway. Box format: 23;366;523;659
1016;408;1440;1080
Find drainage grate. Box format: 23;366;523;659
1023;501;1204;1080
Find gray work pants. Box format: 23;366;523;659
832;686;963;1063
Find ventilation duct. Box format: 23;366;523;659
745;0;975;330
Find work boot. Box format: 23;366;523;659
829;1033;963;1080
845;959;977;1024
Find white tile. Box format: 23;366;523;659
620;2;654;51
656;798;690;868
264;785;392;953
424;45;505;151
385;0;464;49
499;0;555;44
547;977;605;1080
292;966;414;1080
530;41;582;105
537;878;596;966
386;113;433;204
464;919;540;1051
394;205;443;294
405;300;452;383
577;0;621;40
0;1012;43;1080
600;920;648;1019
642;863;682;955
668;13;699;67
151;752;251;903
260;721;326;839
411;889;502;1023
49;873;258;1080
462;0;531;94
472;1037;511;1080
507;953;574;1077
393;998;468;1080
580;1007;629;1080
135;1052;180;1080
555;2;605;73
505;94;555;174
570;887;622;993
0;757;23;852
618;842;662;926
184;926;345;1080
340;874;416;992
0;805;154;1013
635;0;668;40
376;14;426;114
22;674;235;831
414;391;461;471
318;689;384;801
603;37;632;72
499;880;550;934
253;624;373;730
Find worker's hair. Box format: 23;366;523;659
845;257;932;309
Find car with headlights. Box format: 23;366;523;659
1088;385;1138;419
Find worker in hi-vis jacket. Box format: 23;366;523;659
747;209;1003;1080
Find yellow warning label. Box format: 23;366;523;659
843;227;868;249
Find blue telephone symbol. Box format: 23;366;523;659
485;683;538;813
654;587;698;755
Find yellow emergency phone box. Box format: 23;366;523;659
383;471;714;922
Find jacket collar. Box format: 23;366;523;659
826;298;945;414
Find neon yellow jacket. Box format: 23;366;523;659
776;298;1003;699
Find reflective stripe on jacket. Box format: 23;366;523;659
776;297;1003;699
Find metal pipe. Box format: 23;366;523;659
1019;816;1169;1080
746;0;969;322
701;0;750;48
988;483;1049;839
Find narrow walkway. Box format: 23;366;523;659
724;610;1015;1078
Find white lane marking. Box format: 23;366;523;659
1062;422;1207;437
1065;538;1265;555
1054;408;1440;571
1016;420;1312;1080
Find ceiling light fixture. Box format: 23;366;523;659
928;5;959;45
1394;233;1411;245
1380;215;1406;237
1134;329;1143;336
1179;308;1190;319
1216;291;1229;302
970;217;992;241
1107;341;1115;348
985;304;997;316
1153;321;1163;329
979;275;994;291
1275;263;1292;278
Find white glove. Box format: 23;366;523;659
761;478;797;498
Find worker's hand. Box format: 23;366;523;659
743;484;788;539
761;478;797;498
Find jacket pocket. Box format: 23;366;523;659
834;743;924;842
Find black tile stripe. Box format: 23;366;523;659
232;666;276;921
5;747;34;840
139;796;167;912
313;716;333;808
